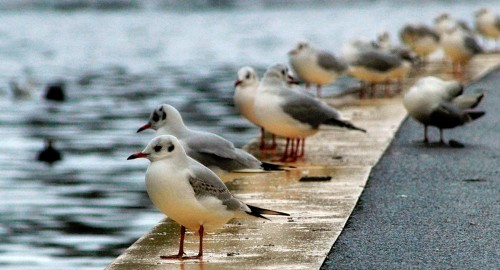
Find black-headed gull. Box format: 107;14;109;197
288;41;347;97
234;66;277;150
127;135;289;259
440;26;483;76
137;104;287;172
403;76;485;144
474;8;500;46
399;24;440;63
253;64;366;162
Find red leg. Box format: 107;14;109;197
181;225;204;260
259;127;266;150
277;138;291;162
160;226;186;259
268;134;277;150
297;139;305;158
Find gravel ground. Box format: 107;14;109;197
321;68;500;270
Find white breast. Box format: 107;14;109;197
145;162;235;231
254;90;317;138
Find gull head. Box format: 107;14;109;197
434;13;450;24
137;104;184;133
234;66;258;88
127;135;185;162
288;41;311;56
475;8;490;18
262;64;291;85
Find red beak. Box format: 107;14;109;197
287;75;300;85
136;123;152;133
127;152;149;160
234;80;242;87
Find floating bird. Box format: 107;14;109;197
440;26;483;76
474;8;500;46
137;104;287;172
37;139;62;165
288;41;347;97
403;76;485;144
9;79;35;99
127;135;289;259
44;80;66;102
253;64;366;162
399;24;440;63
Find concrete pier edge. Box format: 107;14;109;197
106;54;500;270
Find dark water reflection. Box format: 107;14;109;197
0;1;489;269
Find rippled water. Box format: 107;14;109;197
0;1;493;269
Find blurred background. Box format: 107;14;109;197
0;1;496;269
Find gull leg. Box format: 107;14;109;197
278;138;290;162
160;226;186;259
182;225;204;260
359;81;365;99
297;139;305;158
439;129;445;145
316;85;322;98
423;125;429;144
259;127;266;150
269;134;277;150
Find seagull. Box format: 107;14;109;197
37;139;62;165
440;26;483;76
137;104;287;172
127;135;289;259
288;41;347;97
474;8;500;47
434;13;472;36
399;24;440;63
234;66;277;150
253;64;366;162
403;76;485;144
347;49;413;97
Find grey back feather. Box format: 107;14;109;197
280;89;341;128
352;50;401;72
188;160;246;212
317;51;347;72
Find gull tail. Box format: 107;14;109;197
324;118;367;133
261;162;295;171
464;110;485;122
246;204;290;220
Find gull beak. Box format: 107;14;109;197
136;123;152;133
287;75;300;85
234;80;242;87
127;152;149;160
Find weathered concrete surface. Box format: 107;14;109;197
106;54;500;270
321;66;500;270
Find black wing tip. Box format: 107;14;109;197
247;204;290;220
261;162;296;171
466;110;485;120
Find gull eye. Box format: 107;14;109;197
245;72;250;79
167;144;175;152
298;44;303;50
154;145;162;152
281;70;286;76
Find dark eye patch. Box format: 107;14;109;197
246;72;250;79
167;144;175;152
162;111;166;120
154;145;162;152
152;113;159;122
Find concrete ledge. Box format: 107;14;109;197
106;54;500;270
